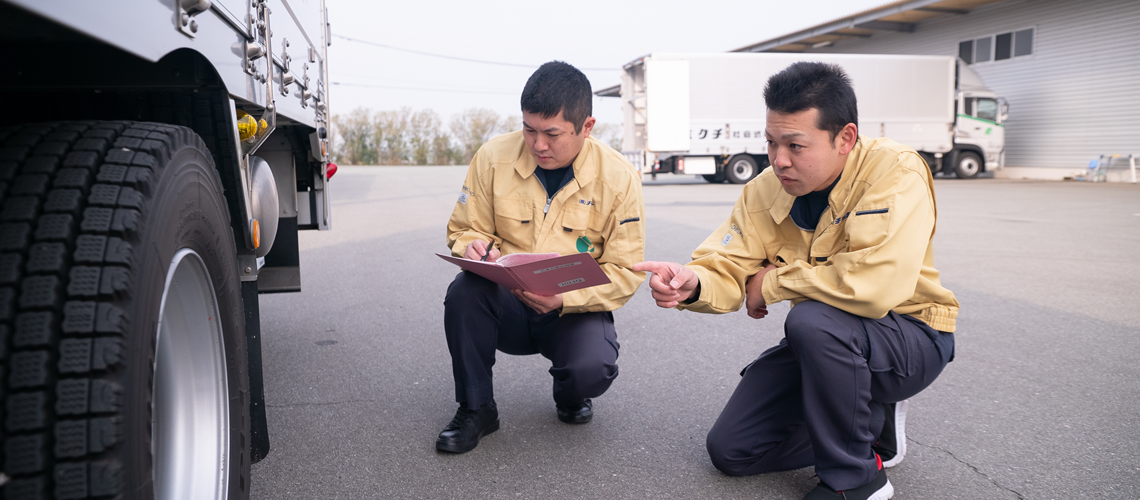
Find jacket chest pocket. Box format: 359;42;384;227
493;198;535;248
560;204;605;256
810;221;847;263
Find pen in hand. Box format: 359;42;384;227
481;238;495;262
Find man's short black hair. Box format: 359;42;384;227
763;62;858;142
521;61;592;134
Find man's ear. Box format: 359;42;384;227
836;123;858;155
580;116;596;138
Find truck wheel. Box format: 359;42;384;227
918;152;938;173
0;121;250;499
726;155;759;184
954;151;982;179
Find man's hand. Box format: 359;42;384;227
745;263;778;319
632;261;700;308
463;239;500;262
512;289;563;315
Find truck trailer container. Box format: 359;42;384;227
597;52;1007;183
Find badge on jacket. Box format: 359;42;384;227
576;236;595;253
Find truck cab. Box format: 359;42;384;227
948;60;1009;178
953;91;1009;178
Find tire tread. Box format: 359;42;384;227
0;119;243;498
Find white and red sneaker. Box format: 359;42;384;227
801;454;895;500
874;400;908;468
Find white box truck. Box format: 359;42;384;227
597;53;1008;183
0;1;334;497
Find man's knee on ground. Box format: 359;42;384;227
705;427;753;476
784;300;844;350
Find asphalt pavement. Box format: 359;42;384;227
250;166;1140;499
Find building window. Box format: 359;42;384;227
975;36;992;63
959;28;1034;65
995;32;1013;60
1014;28;1034;57
959;40;974;64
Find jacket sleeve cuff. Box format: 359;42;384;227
761;268;783;305
676;265;713;311
560;289;586;315
766;267;793;307
449;238;467;257
449;231;491;258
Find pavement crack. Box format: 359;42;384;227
267;399;374;409
908;437;1027;500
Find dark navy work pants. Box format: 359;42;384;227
706;301;954;491
443;271;620;409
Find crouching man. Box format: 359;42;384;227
634;62;957;499
437;61;646;454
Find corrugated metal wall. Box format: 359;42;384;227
806;0;1140;171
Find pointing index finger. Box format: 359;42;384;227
632;261;661;274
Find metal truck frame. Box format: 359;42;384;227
597;53;1008;183
0;1;333;497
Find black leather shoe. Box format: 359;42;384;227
435;400;499;454
556;399;593;424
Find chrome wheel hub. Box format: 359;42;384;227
960;157;980;176
153;248;229;500
732;159;754;179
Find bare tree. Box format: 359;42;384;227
374;108;413;165
450;108;512;165
331;108;377;165
591;123;623;151
501;114;522;134
431;134;462;165
333;107;539;166
407;109;442;165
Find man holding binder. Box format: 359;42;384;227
634;62;957;499
437;61;646;454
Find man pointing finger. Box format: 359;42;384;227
631;261;698;308
636;62;957;500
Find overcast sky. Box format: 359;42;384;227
325;0;887;127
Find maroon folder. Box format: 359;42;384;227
436;252;611;295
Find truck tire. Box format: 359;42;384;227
918;152;938;173
726;155;760;184
954;151;982;179
0;121;250;499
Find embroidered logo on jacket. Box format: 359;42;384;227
576;236;595;253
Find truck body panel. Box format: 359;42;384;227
643;59;691;151
614;52;1005;180
6;0;327;131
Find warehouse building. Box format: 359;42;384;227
733;0;1139;182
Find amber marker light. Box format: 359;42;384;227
251;219;261;249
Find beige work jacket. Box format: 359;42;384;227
679;136;959;332
447;131;646;315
